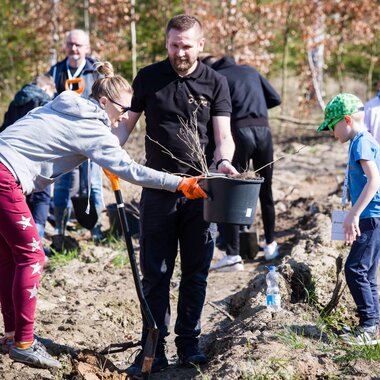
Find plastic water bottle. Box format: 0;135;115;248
266;266;281;311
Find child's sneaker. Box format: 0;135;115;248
340;325;380;346
9;339;61;368
0;336;14;354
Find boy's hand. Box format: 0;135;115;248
178;177;207;199
343;212;360;245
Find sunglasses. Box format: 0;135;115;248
109;98;131;114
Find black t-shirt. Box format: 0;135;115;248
131;58;231;175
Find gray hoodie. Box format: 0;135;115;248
0;91;181;194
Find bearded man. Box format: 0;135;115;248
124;14;238;377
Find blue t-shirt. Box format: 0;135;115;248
348;130;380;219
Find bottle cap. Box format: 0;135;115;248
266;266;277;271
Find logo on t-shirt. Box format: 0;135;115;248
188;94;208;107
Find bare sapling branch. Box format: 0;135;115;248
252;145;307;174
146;103;211;176
177;112;210;175
146;135;204;175
148;107;306;180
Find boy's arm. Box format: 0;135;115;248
344;159;380;244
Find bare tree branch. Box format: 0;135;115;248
146;135;204;175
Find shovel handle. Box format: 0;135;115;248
103;167;159;378
65;78;85;94
103;169;120;191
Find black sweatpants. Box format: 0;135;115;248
139;188;215;351
224;126;275;256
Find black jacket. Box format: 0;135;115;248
1;84;52;132
212;56;281;122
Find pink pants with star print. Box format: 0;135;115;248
0;163;44;342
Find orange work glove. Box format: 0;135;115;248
177;177;207;199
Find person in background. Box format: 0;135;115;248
203;55;281;272
49;29;104;247
318;93;380;345
364;78;380;143
124;14;238;377
0;61;205;369
0;74;56;250
1;75;55;131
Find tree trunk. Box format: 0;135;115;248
84;0;90;33
131;0;137;80
307;4;325;110
366;55;377;101
280;0;292;133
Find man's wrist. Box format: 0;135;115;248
215;158;231;170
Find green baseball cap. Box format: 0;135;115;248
317;93;364;132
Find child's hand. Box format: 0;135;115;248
343;211;361;245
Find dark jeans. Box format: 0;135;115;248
139;189;215;351
345;217;380;328
224;126;275;256
26;186;51;238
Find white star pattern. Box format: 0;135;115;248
30;262;42;275
27;237;41;252
16;216;33;230
27;284;38;299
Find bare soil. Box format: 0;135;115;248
1;130;380;380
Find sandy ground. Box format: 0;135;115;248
1;130;379;380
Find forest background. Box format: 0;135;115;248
0;0;380;122
0;3;380;378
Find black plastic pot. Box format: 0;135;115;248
106;203;140;237
202;175;264;224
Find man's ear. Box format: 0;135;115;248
85;44;91;56
198;37;205;52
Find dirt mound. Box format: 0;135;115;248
1;133;380;379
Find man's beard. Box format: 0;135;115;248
170;56;195;74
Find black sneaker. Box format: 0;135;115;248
178;344;207;367
126;349;169;377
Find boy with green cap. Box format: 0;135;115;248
318;93;380;345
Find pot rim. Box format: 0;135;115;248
202;174;264;183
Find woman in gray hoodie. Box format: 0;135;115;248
0;61;205;369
